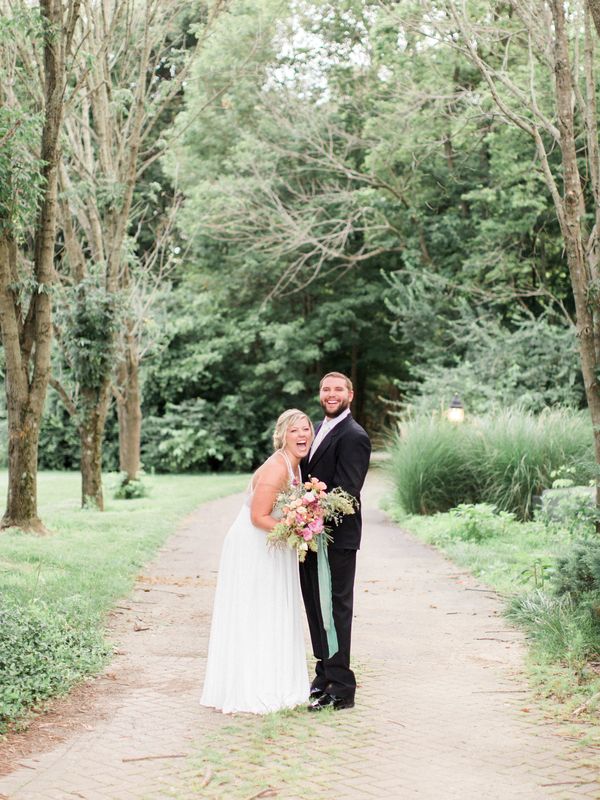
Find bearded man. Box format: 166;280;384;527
300;371;371;711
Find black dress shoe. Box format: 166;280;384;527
307;693;355;712
309;687;327;700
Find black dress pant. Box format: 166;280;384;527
300;547;357;699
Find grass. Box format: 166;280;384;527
389;408;595;519
0;470;247;730
164;664;373;800
173;708;348;799
0;471;246;607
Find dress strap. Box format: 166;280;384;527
279;449;300;484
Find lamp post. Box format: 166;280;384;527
447;394;464;423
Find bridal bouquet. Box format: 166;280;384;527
268;476;356;561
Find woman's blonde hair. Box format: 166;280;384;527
273;409;314;451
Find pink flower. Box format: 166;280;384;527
308;518;324;534
302;491;316;504
302;528;313;541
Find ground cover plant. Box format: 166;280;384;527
0;471;246;733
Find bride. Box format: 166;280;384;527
200;409;313;714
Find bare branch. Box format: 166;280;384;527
49;377;78;419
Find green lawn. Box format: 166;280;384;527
0;470;247;730
383;504;569;596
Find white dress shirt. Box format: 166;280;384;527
309;408;351;460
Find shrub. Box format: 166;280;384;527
447;503;515;542
113;473;148;500
388;408;594;519
553;539;600;601
0;599;108;732
535;487;600;537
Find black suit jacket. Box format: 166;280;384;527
301;415;371;550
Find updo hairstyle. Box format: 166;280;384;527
272;409;314;451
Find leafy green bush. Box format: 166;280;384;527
535;487;600;537
448;503;515;542
0;599;108;732
142;398;261;472
388;408;594;519
553;539;600;601
113;473;148;499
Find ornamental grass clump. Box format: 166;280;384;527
508;589;600;667
474;409;595;519
389;408;594;520
388;415;478;515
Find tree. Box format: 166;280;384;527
53;0;223;507
404;0;600;507
0;0;80;531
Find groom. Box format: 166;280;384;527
300;371;371;711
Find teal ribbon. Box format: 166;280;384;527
317;534;338;659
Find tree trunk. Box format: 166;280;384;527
5;406;43;531
588;0;600;38
0;235;45;531
79;388;111;510
0;0;78;532
0;229;49;533
551;0;600;510
116;331;142;482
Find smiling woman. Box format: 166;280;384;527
250;410;314;531
200;408;314;715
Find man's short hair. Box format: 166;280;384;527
319;371;353;392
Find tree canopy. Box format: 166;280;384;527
0;0;596;511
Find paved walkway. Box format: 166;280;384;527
1;471;600;799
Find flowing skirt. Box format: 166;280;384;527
201;503;309;714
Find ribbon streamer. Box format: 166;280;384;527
317;534;338;658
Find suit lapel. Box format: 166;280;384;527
308;415;352;472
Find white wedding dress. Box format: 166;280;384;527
201;452;310;714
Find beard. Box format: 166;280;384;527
320;398;350;419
